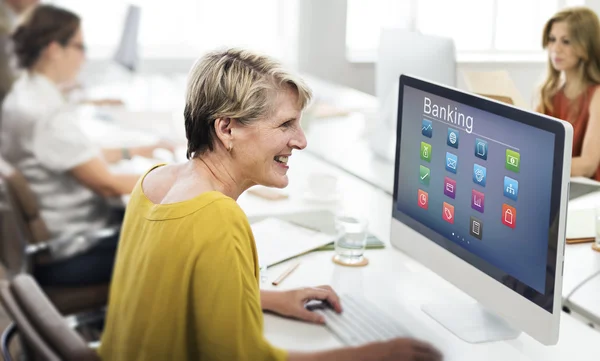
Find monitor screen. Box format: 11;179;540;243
393;77;566;312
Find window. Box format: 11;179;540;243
45;1;286;60
346;0;586;62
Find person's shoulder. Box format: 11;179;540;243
200;194;248;224
4;75;55;116
589;84;600;104
196;194;250;233
586;85;600;117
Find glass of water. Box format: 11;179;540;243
333;215;368;266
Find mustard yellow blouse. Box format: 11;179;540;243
98;167;287;361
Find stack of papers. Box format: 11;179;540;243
251;217;335;267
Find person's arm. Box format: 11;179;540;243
70;157;140;197
101;141;176;164
31;109;140;196
194;202;442;361
572;88;600;178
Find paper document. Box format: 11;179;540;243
251;217;335;267
566;208;596;240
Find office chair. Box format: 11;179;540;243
0;274;100;361
0;160;114;316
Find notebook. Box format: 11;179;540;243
315;233;385;251
251;217;336;267
566;208;596;244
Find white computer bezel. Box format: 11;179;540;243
390;75;573;345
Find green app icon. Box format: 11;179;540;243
419;165;430;185
505;149;520;173
421;142;432;162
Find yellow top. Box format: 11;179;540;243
98;166;287;361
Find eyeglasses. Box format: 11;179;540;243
66;42;86;53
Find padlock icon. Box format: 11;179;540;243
423;147;429;158
504;209;513;224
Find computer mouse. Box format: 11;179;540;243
305;299;334;312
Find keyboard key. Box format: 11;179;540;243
313;293;410;346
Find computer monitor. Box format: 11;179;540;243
369;29;456;162
113;4;141;72
391;74;572;345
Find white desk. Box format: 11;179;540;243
563;193;600;299
239;151;600;361
303;76;395;195
566;273;600;327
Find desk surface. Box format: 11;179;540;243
241;151;600;361
567;272;600;326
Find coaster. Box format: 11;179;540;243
592;243;600;252
332;255;369;267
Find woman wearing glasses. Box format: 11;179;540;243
0;5;168;286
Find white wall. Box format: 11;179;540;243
297;0;548;108
297;0;375;95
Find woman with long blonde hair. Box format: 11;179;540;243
537;6;600;180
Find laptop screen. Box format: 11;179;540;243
393;76;566;312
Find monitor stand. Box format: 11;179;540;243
421;303;521;343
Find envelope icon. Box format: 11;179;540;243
447;157;456;169
445;152;458;174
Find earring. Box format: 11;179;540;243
228;143;233;152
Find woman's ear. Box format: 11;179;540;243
43;41;63;61
213;117;233;150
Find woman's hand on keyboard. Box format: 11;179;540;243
263;285;342;324
372;338;443;361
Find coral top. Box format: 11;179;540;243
545;85;600;181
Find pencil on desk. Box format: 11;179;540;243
272;262;300;286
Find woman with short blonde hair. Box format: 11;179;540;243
99;48;442;361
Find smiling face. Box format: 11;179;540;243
547;21;580;72
231;86;306;188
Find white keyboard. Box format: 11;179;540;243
309;293;410;346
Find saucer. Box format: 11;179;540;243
303;190;341;203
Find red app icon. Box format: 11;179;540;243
418;189;428;210
442;202;454;224
502;204;516;229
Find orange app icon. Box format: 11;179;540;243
418;189;429;210
442;202;454;224
502;204;516;229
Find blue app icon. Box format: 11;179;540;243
475;138;488;160
445;152;458;174
447;128;459;148
504;176;519;201
473;163;487;187
422;119;432;138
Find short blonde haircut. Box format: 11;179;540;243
184;48;313;158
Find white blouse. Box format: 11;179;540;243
0;72;111;255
